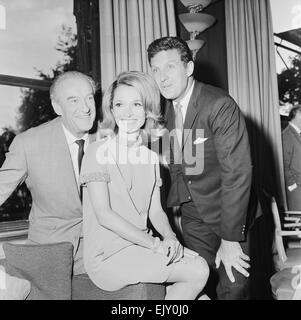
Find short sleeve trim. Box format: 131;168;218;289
80;172;110;186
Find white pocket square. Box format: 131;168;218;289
193;137;208;145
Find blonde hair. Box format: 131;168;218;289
100;71;164;139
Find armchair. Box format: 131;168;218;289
270;196;301;271
269;197;301;300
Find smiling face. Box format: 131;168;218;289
52;76;96;138
112;85;146;134
150;49;194;102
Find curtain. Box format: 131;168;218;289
225;0;286;299
225;0;286;208
99;0;177;91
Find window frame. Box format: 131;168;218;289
0;74;51;242
0;0;101;242
0;74;51;91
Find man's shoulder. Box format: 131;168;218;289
196;81;230;100
13;117;60;150
282;124;297;140
193;81;238;118
194;81;236;112
20;117;60;138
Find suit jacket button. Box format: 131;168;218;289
188;180;192;185
188;196;191;200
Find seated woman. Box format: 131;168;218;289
80;71;209;300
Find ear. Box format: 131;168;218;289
52;100;62;116
186;61;194;78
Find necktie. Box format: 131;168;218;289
174;103;183;163
174;102;183;148
75;139;85;201
75;139;85;173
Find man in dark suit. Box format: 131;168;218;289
147;37;253;299
282;105;301;210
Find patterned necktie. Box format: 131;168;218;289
75;139;85;201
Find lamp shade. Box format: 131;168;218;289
186;39;205;51
179;0;212;11
179;13;216;33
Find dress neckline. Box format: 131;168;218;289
115;133;143;149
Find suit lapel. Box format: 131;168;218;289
183;82;203;148
289;124;301;144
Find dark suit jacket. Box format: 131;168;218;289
282;124;301;186
164;81;252;242
282;124;301;210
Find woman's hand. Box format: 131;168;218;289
162;236;184;265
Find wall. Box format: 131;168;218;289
174;0;228;91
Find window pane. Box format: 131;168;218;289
0;83;55;222
0;0;77;223
271;0;301;74
271;0;301;124
0;0;77;79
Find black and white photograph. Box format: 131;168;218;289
0;0;301;306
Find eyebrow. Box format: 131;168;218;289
152;60;178;67
67;96;78;101
113;99;142;103
66;92;93;101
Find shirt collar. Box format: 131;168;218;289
61;123;89;145
173;80;195;110
289;122;301;135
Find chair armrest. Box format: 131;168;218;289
284;217;301;222
288;242;301;248
284;222;301;228
285;211;301;215
279;230;301;236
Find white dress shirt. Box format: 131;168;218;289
61;124;89;189
172;80;195;124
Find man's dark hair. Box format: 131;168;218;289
147;36;193;64
288;105;301;121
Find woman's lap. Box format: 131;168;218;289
88;245;201;291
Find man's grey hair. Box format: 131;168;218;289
49;71;97;102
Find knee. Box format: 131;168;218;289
197;256;210;281
191;256;210;286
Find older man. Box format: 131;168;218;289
0;71;96;275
